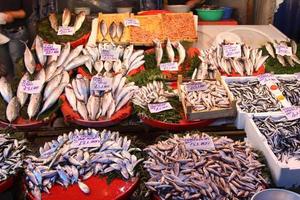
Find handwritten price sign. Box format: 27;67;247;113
223;44;242;58
160;62;178;71
57;26;74;36
148;102;173;113
124;18;140;27
100;49;119;61
90;76;112;91
71;135;101;148
184;137;215;150
282;106;300;121
20;80;43;94
43;43;61;56
185;82;207;92
258;73;279;85
275;44;293;56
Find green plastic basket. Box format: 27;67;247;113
196;9;224;21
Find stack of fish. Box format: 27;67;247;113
65;73;138;120
132;81;176;109
254;116;300;163
0;134;27;182
277;78;300;106
99;20;125;42
265;40;300;67
192;42;268;79
49;8;86;33
181;80;231;111
227;80;281;113
25;129;143;199
153;39;186;67
144;133;268;200
82;43;145;76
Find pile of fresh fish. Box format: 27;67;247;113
144;133;268;200
192;42;268;79
227;80;281;113
99;20;125;42
0;134;27;182
277;78;300;106
25;129;143;199
181;80;231;111
49;8;86;33
132;81;176;109
153;39;186;67
82;43;145;76
265;40;300;67
65;73;138;120
254;116;300;163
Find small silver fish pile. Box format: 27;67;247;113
192;42;268;79
277;78;300;106
25;129;143;199
181;80;230;111
66;73;138;120
0;134;26;182
254;116;300;163
144;133;267;200
132;81;176;109
153;39;186;67
48;9;86;33
228;80;281;113
83;43;145;76
265;40;300;67
99;20;125;42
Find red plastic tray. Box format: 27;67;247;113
140;116;214;131
138;10;171;15
60;95;132;128
70;32;90;48
0;176;15;193
27;176;139;200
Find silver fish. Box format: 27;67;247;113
112;59;122;73
100;20;108;41
153;39;163;66
22;41;36;74
34;35;47;66
65;55;90;71
63;45;84;68
109;21;117;41
0;76;13;103
73;11;86;33
17;72;30;107
265;43;275;58
172;41;186;66
86;18;99;47
166;38;175;63
6;97;21;123
291;40;297;55
104;61;113;72
78;181;90;194
62;8;71;27
94;60;103;74
117;22;125;41
28;93;42;119
77;100;88;120
43;73;63;101
128;50;144;67
277;55;286;66
45;61;58;82
65;84;77;112
57;42;71;67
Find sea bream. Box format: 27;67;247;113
100;20;108;41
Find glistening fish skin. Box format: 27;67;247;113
6;97;21;123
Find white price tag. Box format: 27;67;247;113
20;80;43;94
148;102;173;113
43;43;61;56
282;106;300;121
57;26;74;36
185;82;207;92
100;49;119;61
160;62;178;71
275;44;293;56
71;135;101;148
258;73;279;85
90;76;112;91
223;44;242;58
184;137;215;150
124;18;140;27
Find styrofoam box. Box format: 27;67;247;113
222;74;297;129
245;113;300;188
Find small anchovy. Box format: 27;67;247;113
144;133;268;200
277;78;300;106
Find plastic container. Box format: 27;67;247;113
251;189;300;200
166;5;190;13
222;7;233;19
196;9;224;21
245;113;300;188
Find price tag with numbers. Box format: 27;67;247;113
148;102;173;113
184;137;215;150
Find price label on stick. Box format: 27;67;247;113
148;102;173;113
184;137;215;150
275;44;293;56
223;44;241;58
57;26;74;36
282;106;300;121
90;76;112;91
124;18;140;27
43;43;61;56
258;73;279;85
100;49;119;61
71;135;101;148
20;80;43;94
185;82;207;92
160;62;178;71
